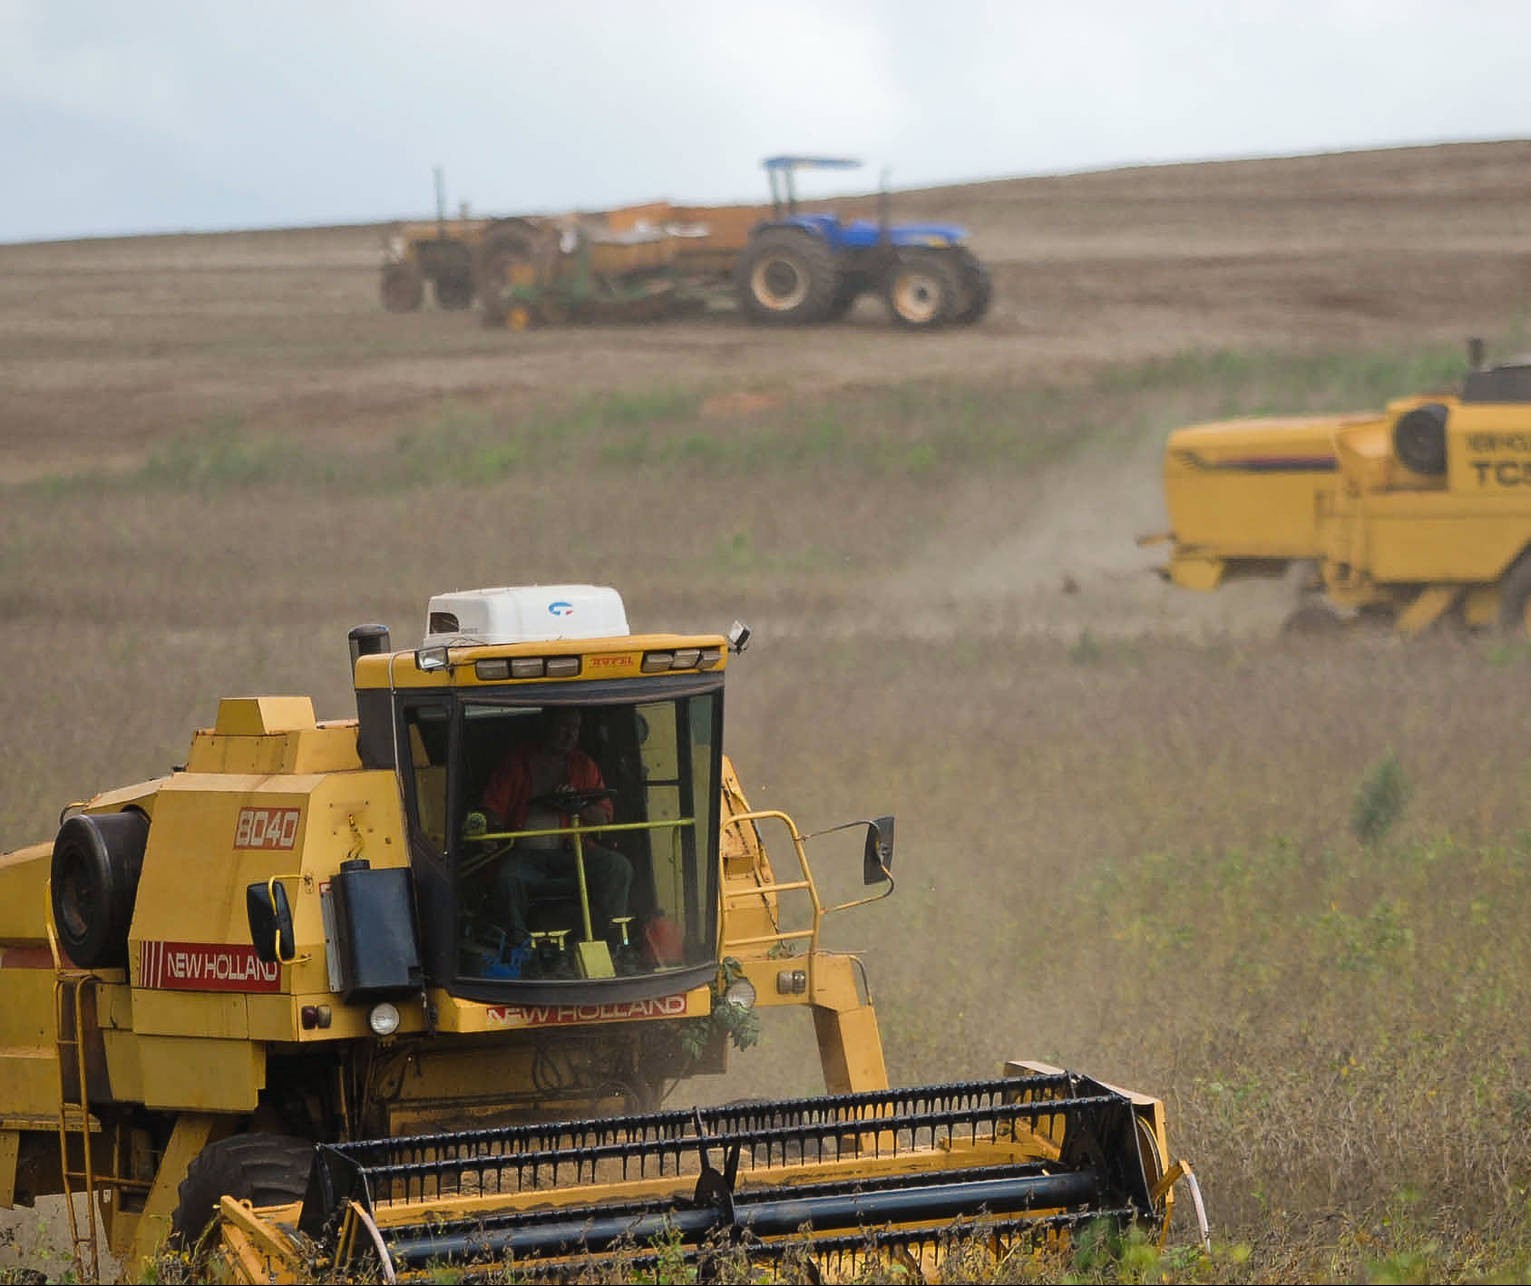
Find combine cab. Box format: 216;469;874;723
1152;344;1531;635
0;586;1194;1281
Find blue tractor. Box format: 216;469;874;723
733;156;991;329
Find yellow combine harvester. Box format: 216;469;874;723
1152;346;1531;634
0;586;1194;1281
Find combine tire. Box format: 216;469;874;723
380;263;424;312
170;1134;314;1253
953;250;993;324
50;811;149;969
884;250;961;330
1497;551;1531;634
734;229;840;324
1393;402;1449;476
433;273;474;311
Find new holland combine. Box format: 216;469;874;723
0;586;1195;1281
1151;345;1531;635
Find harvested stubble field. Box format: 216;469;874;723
5;139;1531;1283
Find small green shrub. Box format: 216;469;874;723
1351;751;1411;845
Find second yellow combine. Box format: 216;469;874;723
1153;346;1531;634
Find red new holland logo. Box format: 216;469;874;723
139;940;281;992
484;994;689;1028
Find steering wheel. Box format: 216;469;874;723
528;787;616;812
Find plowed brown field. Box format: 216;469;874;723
5;139;1531;1282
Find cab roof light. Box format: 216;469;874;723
475;659;510;680
671;648;700;669
697;647;723;670
544;656;581;678
641;651;673;673
511;658;545;679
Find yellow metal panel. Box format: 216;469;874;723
1360;510;1531;582
1396;585;1463;636
1166;554;1225;591
213;697;317;736
136;1036;264;1111
0;1046;59;1118
131;989;249;1039
0;845;54;942
0;1129;18;1206
100;1030;144;1101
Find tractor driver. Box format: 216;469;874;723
476;707;632;948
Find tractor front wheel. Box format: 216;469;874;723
734;229;840;324
883;251;961;330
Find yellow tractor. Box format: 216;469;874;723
1151;344;1531;634
0;586;1195;1281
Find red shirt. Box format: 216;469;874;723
483;745;613;831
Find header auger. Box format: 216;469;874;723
0;585;1196;1281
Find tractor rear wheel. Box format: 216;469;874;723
380;263;424;312
734;229;840;324
884;250;961;329
170;1133;314;1254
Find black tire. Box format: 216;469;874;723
51;811;149;969
952;250;992;324
1497;550;1531;633
380;263;424;312
432;273;474;311
883;250;962;330
734;229;840;324
170;1134;314;1253
1393;402;1449;476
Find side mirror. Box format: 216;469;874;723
246;879;295;964
863;815;895;885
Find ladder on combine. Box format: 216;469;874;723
53;965;106;1281
48;925;150;1282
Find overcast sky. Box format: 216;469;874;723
3;0;1528;245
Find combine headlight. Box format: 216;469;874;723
368;1001;401;1037
723;977;757;1010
